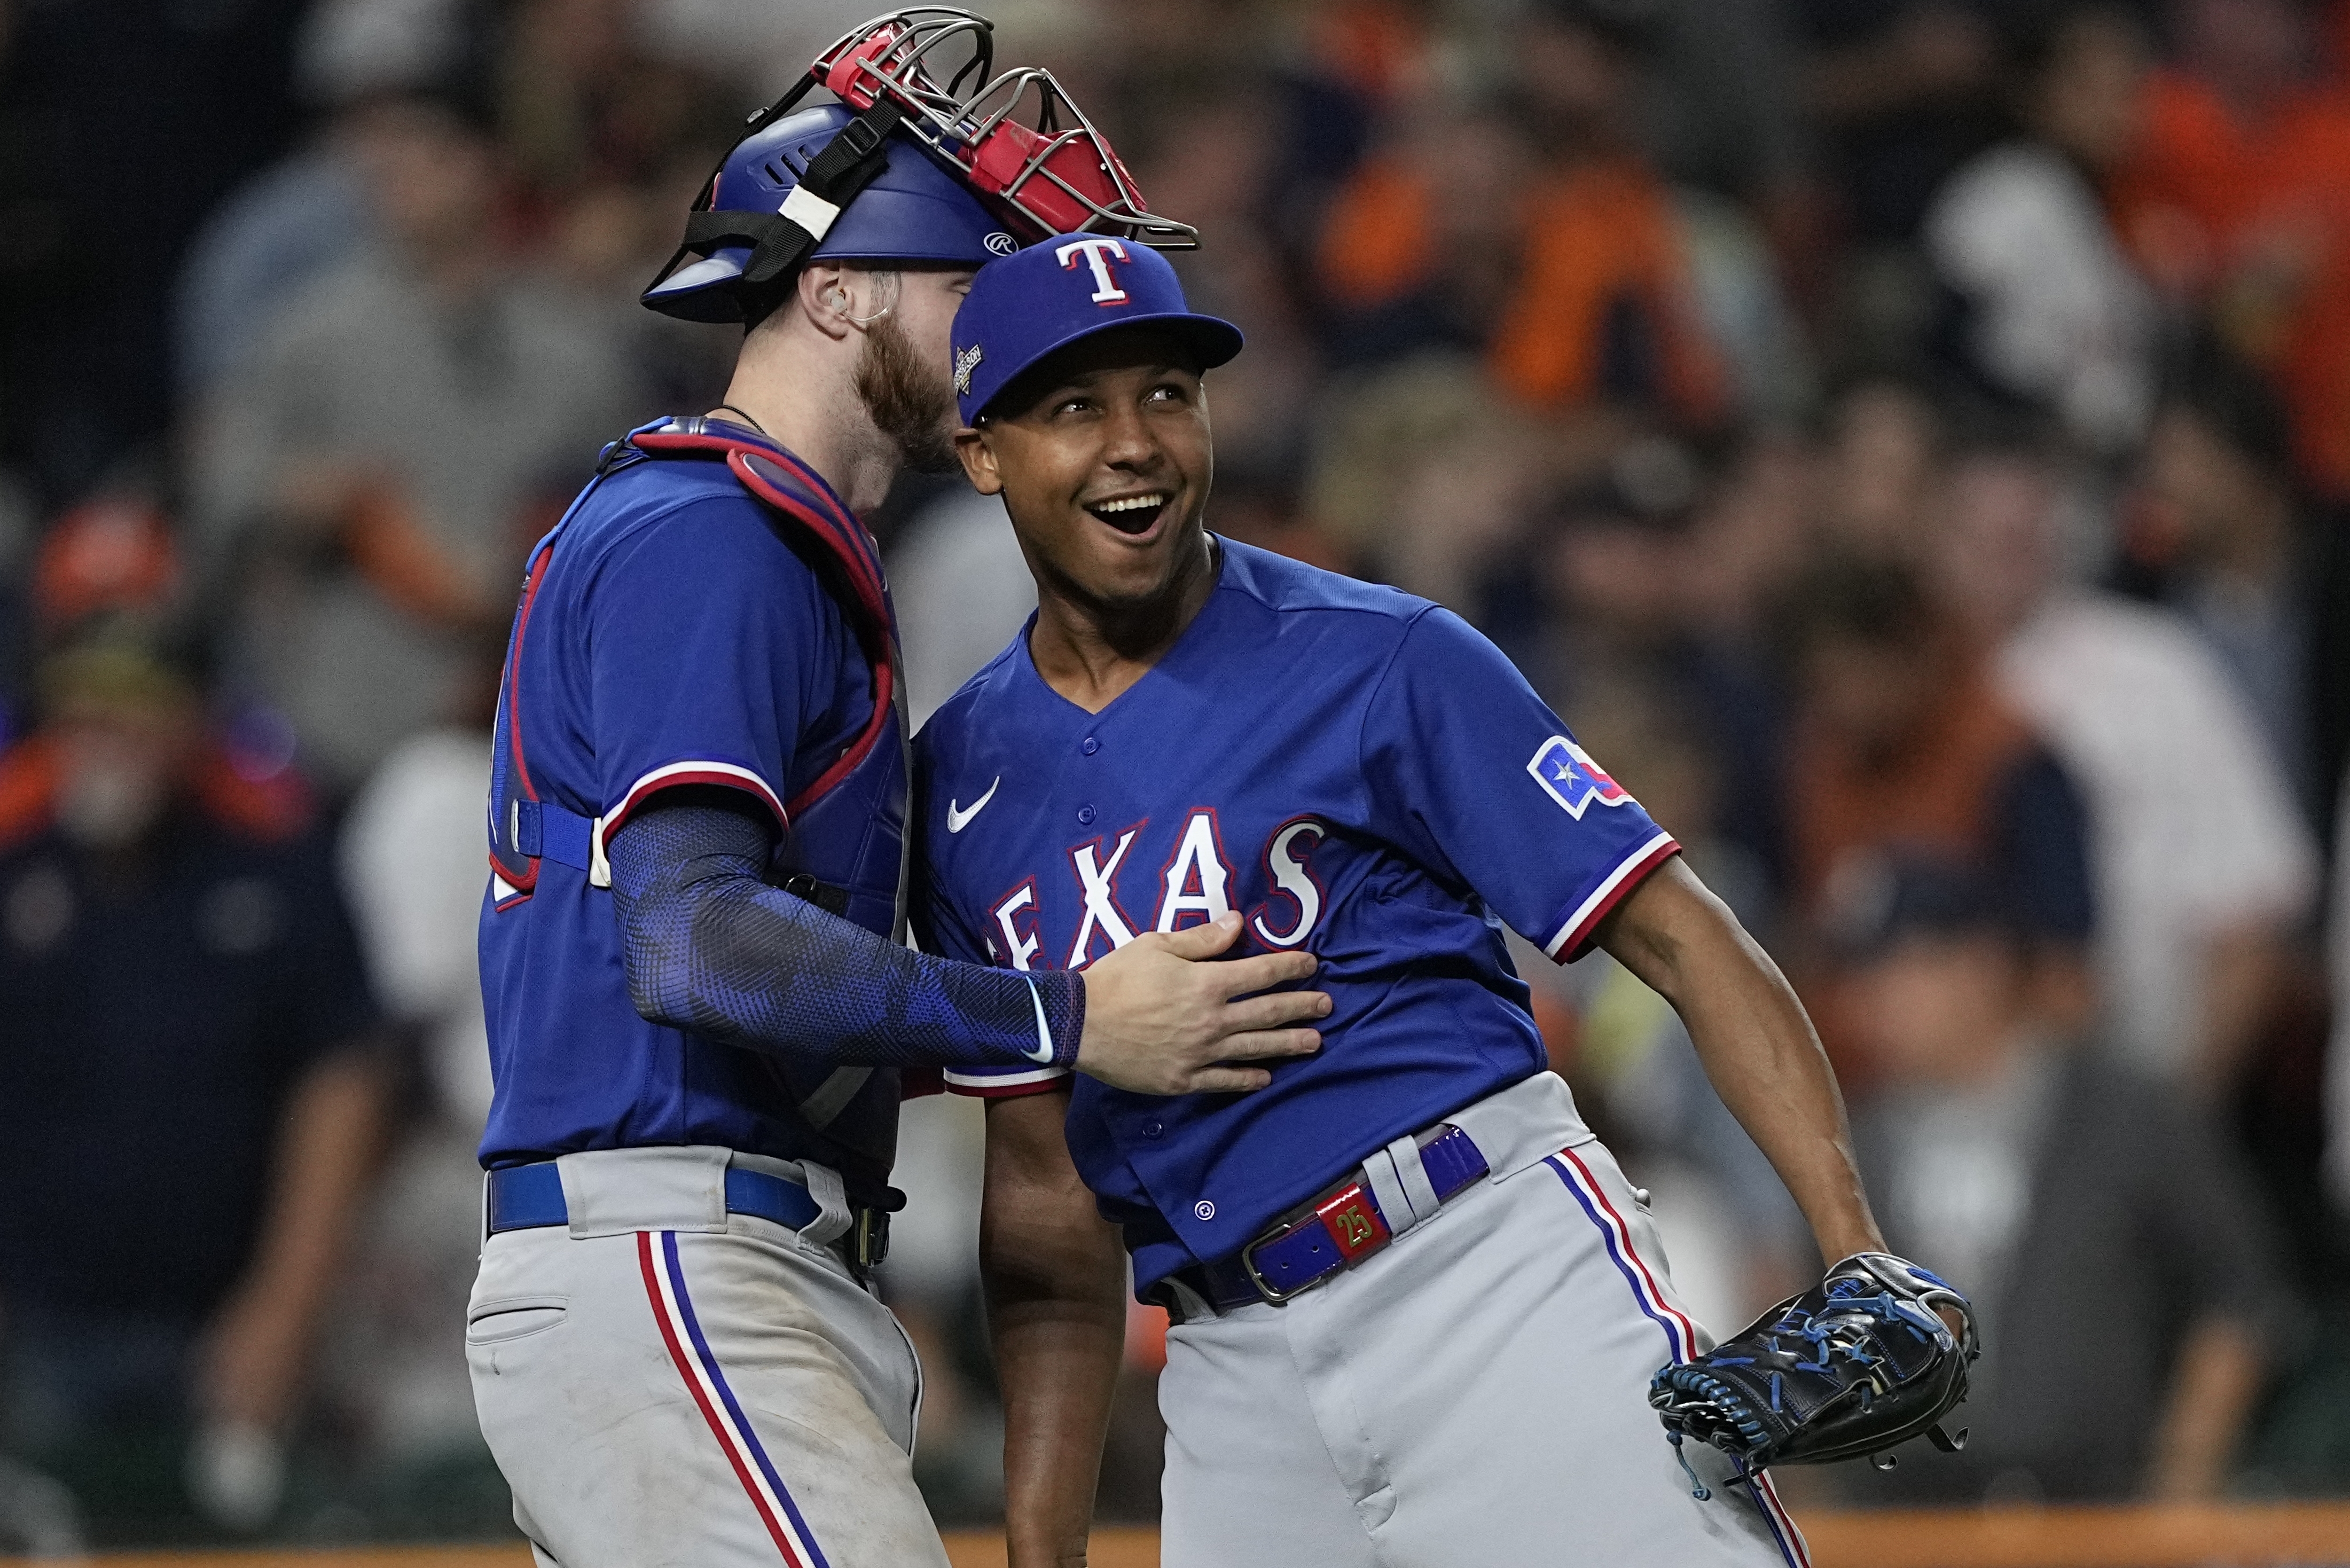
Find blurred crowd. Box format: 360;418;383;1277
5;0;2350;1548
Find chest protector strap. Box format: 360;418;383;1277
489;418;903;904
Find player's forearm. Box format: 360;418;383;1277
994;1297;1124;1568
1597;859;1884;1263
983;1092;1127;1568
608;798;1085;1071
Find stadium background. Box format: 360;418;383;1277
6;0;2350;1559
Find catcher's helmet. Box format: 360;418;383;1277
643;103;1015;324
645;9;1192;325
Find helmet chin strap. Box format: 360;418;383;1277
655;97;907;311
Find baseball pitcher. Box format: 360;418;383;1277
919;238;1977;1568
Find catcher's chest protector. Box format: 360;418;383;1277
486;418;909;942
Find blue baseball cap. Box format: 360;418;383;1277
951;234;1243;424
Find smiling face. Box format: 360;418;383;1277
955;325;1213;616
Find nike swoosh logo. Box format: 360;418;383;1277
946;777;1000;833
1024;978;1058;1064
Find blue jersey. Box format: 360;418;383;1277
477;429;894;1173
913;540;1678;1292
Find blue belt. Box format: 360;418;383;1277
1177;1124;1490;1313
489;1161;892;1272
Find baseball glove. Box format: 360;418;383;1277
1649;1251;1978;1481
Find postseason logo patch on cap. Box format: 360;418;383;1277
954;342;984;398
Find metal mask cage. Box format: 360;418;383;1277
949;65;1197;248
812;8;998;124
809;7;1197;250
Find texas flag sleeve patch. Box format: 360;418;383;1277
1526;735;1633;820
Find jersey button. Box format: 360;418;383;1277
1082;735;1099;755
1076;804;1096;825
1141;1118;1163;1139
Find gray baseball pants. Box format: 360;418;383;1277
1157;1072;1810;1568
466;1146;949;1568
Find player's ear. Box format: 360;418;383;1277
794;264;856;343
954;422;1003;496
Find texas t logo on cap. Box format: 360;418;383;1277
1056;236;1132;304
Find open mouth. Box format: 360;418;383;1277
1084;492;1170;536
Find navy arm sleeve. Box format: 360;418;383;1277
608;791;1086;1071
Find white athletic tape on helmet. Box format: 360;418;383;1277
781;184;842;241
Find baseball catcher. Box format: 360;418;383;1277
465;13;1326;1567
